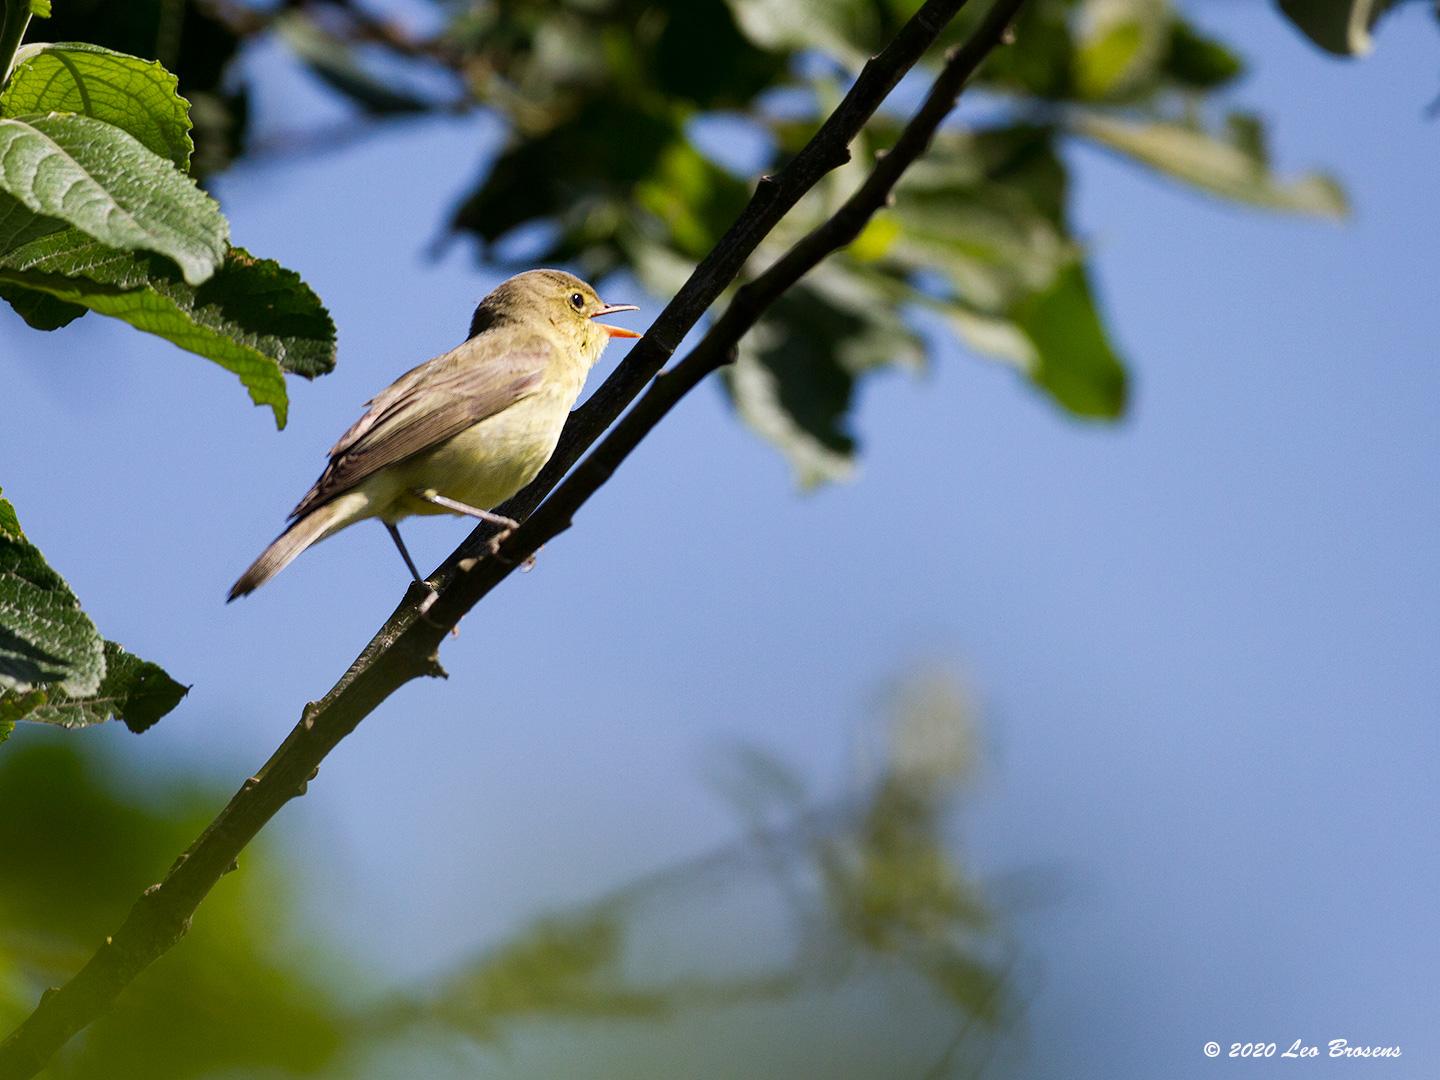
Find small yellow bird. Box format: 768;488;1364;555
229;269;639;600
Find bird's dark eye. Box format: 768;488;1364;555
569;292;585;311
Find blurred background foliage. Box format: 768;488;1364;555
0;670;1015;1078
29;0;1376;484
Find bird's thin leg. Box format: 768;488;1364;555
412;490;520;530
386;522;444;622
385;521;427;585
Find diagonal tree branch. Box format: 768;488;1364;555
446;0;981;567
0;1;1023;1074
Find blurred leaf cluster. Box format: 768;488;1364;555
0;739;345;1079
1;670;1010;1077
68;0;1353;486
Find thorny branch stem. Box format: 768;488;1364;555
0;1;1024;1074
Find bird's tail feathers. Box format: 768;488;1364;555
227;497;359;601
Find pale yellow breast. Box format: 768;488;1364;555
374;370;581;521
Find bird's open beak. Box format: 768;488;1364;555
592;303;641;339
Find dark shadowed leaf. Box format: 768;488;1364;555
971;1;1076;99
2;41;194;168
0;229;336;427
1162;19;1245;89
0;280;86;328
1277;0;1397;56
653;0;788;108
0;488;105;699
0;491;185;737
28;641;188;733
727;269;923;487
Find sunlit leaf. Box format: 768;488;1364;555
633;141;750;259
943;260;1126;419
2;42;194;168
1074;0;1170;101
1010;260;1127;418
888;126;1072;311
1072;111;1348;217
0;114;226;283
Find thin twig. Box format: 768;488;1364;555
0;1;1023;1075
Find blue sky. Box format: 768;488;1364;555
1;3;1436;1077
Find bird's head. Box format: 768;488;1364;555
468;269;639;364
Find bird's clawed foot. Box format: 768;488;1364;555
485;529;542;571
485;528;514;560
416;587;461;636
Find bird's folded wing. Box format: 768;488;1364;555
290;335;554;519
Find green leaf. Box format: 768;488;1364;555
1018;260;1126;418
0;487;105;698
727;269;924;488
1073;0;1170;101
943;261;1127;419
1071;111;1348;217
972;2;1077;99
1277;0;1398;56
1;688;45;726
0;113;226;284
28;0;51;16
27;640;188;733
725;0;881;68
887;126;1072;312
0;490;186;736
0;230;337;427
1;42;194;169
1162;19;1244;90
451;99;690;271
633;140;751;259
0;279;85;327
